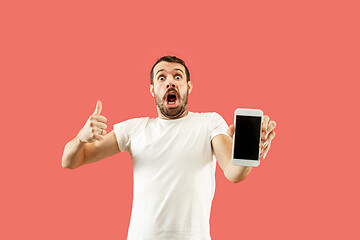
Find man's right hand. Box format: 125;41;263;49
77;100;108;143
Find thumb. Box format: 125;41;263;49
227;125;235;138
93;100;102;116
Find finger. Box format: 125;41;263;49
90;115;107;123
96;127;105;135
261;131;268;141
261;141;271;159
94;133;104;141
262;115;269;132
267;131;276;142
89;129;103;141
260;143;267;154
95;121;107;130
93;100;102;116
260;143;268;159
261;116;269;140
89;119;107;130
260;131;275;152
267;120;277;133
93;125;106;135
260;139;268;149
227;125;235;138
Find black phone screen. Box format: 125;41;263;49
234;115;262;160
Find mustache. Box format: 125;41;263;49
163;88;179;100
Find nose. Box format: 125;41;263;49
166;75;176;89
166;82;176;88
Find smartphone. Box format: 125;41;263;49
232;108;263;167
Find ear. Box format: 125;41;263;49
150;84;154;97
187;81;193;94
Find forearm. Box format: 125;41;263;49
224;163;252;183
61;136;86;169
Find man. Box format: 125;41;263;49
62;56;276;240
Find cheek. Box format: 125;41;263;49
154;87;165;97
180;84;189;93
153;83;164;91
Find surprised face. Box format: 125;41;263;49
150;61;193;119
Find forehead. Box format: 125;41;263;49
153;61;186;76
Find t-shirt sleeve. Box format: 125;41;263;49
113;118;148;152
209;112;230;141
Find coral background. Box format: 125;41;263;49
1;0;359;239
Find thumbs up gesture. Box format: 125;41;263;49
77;100;108;143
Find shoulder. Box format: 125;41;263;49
113;117;151;135
188;112;227;129
114;116;150;126
189;112;224;121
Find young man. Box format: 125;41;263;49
62;56;277;240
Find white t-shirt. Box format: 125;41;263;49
113;111;229;240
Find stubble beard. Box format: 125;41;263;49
154;89;189;119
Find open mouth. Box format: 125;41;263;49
166;92;177;105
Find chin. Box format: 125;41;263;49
160;105;186;119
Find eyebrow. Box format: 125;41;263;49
156;68;184;76
174;68;184;74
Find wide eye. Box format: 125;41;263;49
158;75;165;81
174;75;182;80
